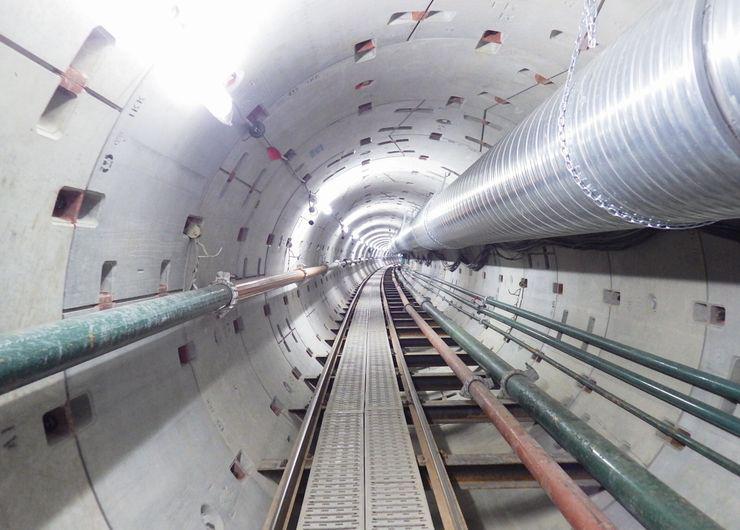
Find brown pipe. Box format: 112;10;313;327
391;273;615;530
235;264;330;300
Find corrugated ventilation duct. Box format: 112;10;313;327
393;0;740;251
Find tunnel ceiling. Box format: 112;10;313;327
213;0;659;254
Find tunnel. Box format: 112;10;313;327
1;0;739;528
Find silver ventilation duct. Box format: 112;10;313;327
393;0;740;252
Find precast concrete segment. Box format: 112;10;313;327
297;270;433;530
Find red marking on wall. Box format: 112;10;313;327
59;67;87;95
97;292;113;310
267;146;282;160
535;73;554;85
355;79;374;90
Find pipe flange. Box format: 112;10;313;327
460;375;495;399
499;363;539;399
213;271;238;318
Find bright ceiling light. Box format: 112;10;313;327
90;0;279;123
201;85;234;125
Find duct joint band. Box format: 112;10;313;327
421;208;445;248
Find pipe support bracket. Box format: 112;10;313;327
460;375;495;399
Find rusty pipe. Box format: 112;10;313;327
391;273;615;530
235;265;329;300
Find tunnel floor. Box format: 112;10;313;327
260;267;597;528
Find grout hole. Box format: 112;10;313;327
354;39;376;63
178;342;195;365
476;30;502;53
43;393;93;445
52;187;104;226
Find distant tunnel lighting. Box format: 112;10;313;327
315;157;440;217
341;202;410;227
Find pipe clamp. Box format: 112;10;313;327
213;271;238;318
460;375;495;399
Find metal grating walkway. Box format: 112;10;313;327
298;271;433;529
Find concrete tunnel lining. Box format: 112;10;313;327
0;0;738;528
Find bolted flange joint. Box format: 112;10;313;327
499;363;539;399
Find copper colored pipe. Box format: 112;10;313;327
392;274;615;530
235;265;329;300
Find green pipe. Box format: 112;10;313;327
405;270;740;437
411;269;740;403
397;272;722;530
440;289;740;477
0;285;231;394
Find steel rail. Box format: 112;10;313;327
380;269;468;530
410;269;740;403
406;270;740;437
262;268;376;529
432;291;740;476
397;270;723;530
0;261;353;395
392;271;615;530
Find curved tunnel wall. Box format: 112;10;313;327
1;0;738;528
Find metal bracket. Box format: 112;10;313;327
213;271;238;318
498;363;539;399
460;375;495;399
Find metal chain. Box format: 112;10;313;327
557;0;709;230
